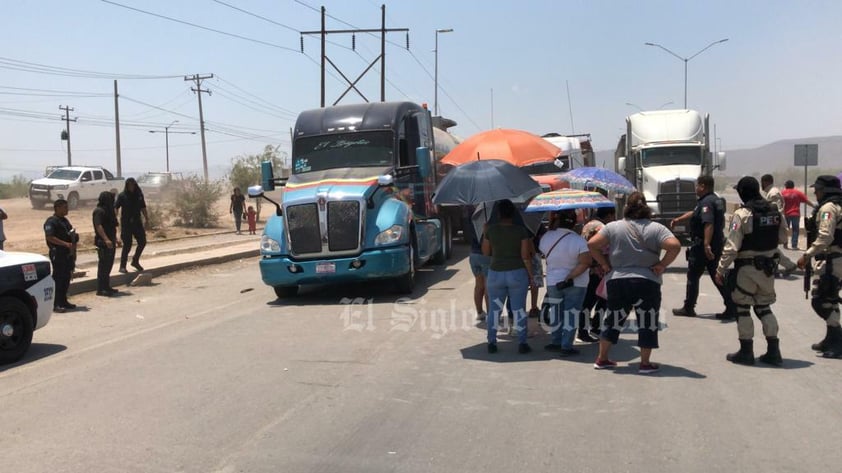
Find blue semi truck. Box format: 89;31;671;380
250;101;452;298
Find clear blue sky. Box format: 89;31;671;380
1;0;840;179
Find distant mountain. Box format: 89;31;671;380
592;136;842;177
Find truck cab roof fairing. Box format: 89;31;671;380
294;102;425;136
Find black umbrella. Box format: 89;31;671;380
432;159;542;205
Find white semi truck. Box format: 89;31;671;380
615;109;725;241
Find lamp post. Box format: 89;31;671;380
148;120;195;172
644;39;728;108
434;28;453;116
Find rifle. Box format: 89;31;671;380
804;214;818;299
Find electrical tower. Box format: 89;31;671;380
301;4;408;107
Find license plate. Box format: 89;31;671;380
673;225;685;233
315;262;336;274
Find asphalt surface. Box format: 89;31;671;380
2;243;840;473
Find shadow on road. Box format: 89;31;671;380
0;343;67;373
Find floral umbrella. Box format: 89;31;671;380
557;166;636;194
524;189;615;213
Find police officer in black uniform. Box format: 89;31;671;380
44;199;78;312
671;175;735;319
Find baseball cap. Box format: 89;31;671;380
810;175;841;190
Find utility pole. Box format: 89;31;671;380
185;73;213;181
114;80;123;177
301;5;408;106
59;105;77;166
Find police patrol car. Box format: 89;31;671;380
0;249;55;364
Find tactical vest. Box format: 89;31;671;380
740;200;780;252
810;193;842;247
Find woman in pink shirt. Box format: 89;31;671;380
781;180;815;249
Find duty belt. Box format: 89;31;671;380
814;253;842;261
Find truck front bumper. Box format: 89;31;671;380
258;246;410;287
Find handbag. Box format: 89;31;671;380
596;276;608;300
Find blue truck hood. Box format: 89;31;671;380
283;167;392;201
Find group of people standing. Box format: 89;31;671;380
473;171;842;371
44;178;148;311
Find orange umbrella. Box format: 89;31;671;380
440;128;561;167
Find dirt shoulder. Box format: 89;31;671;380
0;195;242;256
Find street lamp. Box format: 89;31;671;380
644;38;728;108
434;28;453;116
148;120;196;172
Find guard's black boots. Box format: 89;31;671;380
821;326;842;359
812;325;832;352
727;339;755;365
758;336;783;366
672;306;697;317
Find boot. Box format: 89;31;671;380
726;339;755;365
672;306;697;317
821;326;842;359
811;325;832;352
758;337;783;366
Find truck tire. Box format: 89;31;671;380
0;297;34;365
394;243;416;294
273;285;299;299
30;199;45;210
67;192;79;210
432;220;450;265
443;219;453;259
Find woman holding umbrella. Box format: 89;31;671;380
540;209;592;357
482;199;534;354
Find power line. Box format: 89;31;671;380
0;56;182;80
100;0;300;53
211;0;300;34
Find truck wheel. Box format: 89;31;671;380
395;243;416;294
273;285;299;299
67;192;79;210
0;297;34;365
443;219;453;260
432;220;449;265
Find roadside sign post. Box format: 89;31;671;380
794;143;818;214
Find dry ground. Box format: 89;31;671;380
0;195;238;255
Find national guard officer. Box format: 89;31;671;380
44;199;78;312
715;176;788;366
761;174;798;276
671;175;735;319
796;175;842;358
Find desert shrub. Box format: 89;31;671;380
0;174;32;198
171;177;224;228
145;203;167;230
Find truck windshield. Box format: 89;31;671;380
47;169;81;180
642;147;701;167
293;131;394;174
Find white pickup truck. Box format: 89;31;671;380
29;166;124;209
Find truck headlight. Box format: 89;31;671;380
260;235;281;252
375;225;403;245
53;185;68;190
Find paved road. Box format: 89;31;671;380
2;244;840;473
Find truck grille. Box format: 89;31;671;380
286;203;322;254
657;179;697;215
327;201;361;251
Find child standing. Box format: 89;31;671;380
246;205;257;235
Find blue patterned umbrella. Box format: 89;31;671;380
524;189;615;213
558;167;636;194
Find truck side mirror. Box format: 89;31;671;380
617;157;626;173
553;158;568;170
716;152;727;172
416;147;432;179
261;161;276;191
